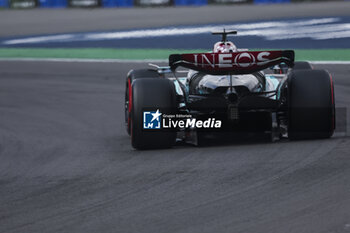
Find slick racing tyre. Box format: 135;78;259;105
125;69;159;135
130;78;177;150
293;61;313;70
288;69;335;139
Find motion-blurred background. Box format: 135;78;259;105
0;0;348;9
0;0;350;61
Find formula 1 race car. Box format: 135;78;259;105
125;30;335;149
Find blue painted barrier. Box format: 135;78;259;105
0;0;304;9
174;0;207;6
102;0;133;7
39;0;67;7
254;0;290;3
0;0;9;7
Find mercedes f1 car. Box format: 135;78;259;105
125;30;335;149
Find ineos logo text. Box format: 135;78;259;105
192;52;272;68
234;52;256;68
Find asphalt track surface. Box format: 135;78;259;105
0;60;349;233
1;1;350;37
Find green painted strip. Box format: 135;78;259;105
0;48;202;60
0;48;349;61
294;49;350;61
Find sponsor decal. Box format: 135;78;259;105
170;50;294;75
234;52;256;68
209;0;252;4
193;51;272;68
10;0;37;8
143;109;222;130
135;0;171;6
69;0;100;7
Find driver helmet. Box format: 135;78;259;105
213;41;237;53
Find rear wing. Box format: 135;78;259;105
169;50;294;75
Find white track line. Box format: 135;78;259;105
3;17;348;45
309;61;350;65
0;57;349;65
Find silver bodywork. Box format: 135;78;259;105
184;70;282;98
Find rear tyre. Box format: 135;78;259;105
125;69;159;135
131;78;177;150
293;61;313;70
288;69;335;140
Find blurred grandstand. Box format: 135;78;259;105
0;0;347;9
